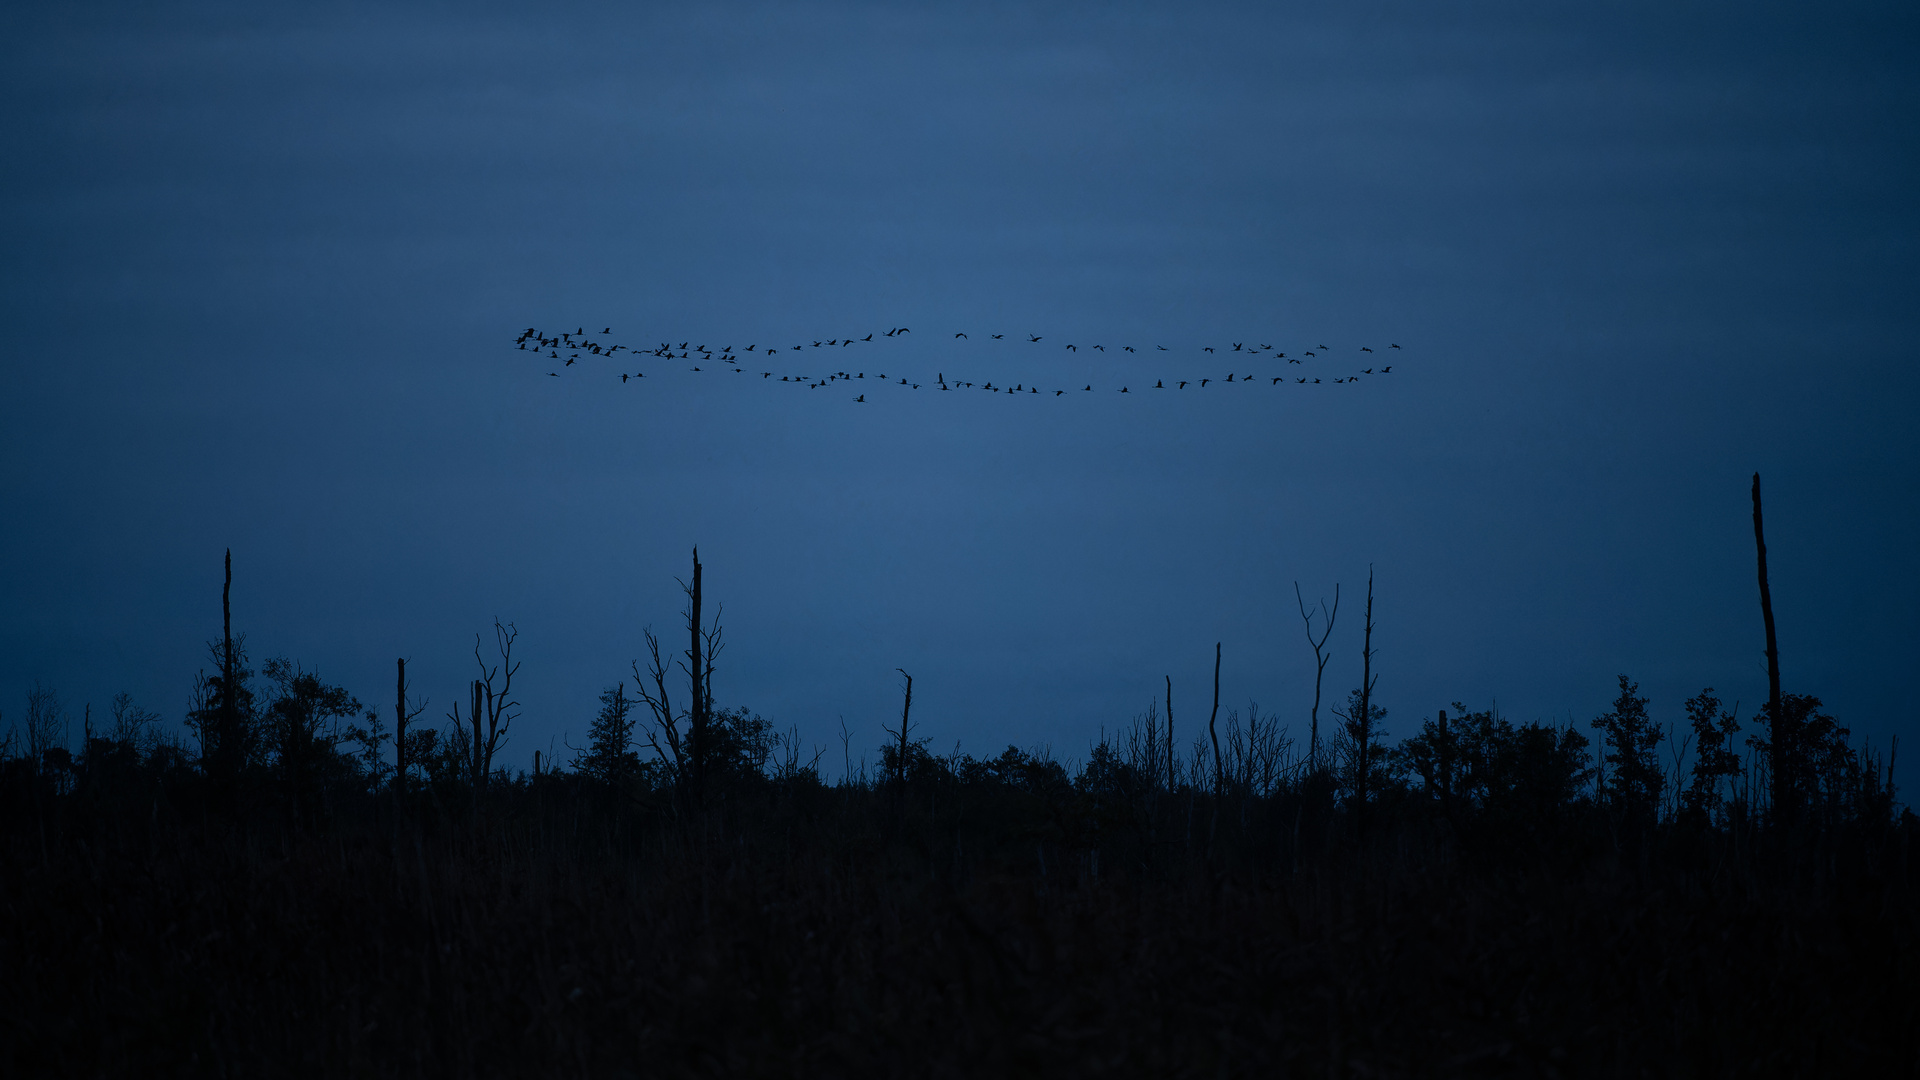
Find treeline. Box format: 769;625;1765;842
2;550;1906;874
4;549;1917;1076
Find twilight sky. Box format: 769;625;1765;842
3;0;1915;780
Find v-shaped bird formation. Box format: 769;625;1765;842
514;325;1408;399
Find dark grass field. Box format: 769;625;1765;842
5;790;1915;1078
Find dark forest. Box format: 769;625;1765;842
5;487;1915;1078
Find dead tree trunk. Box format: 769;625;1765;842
215;549;238;797
1208;643;1223;792
896;669;913;787
1295;582;1340;773
1165;675;1175;792
469;680;485;791
1355;568;1379;814
394;658;407;816
392;657;426;822
1752;473;1788;820
686;548;705;803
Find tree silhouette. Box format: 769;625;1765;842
1682;688;1741;823
261;658;363;822
576;685;641;784
1593;675;1662;829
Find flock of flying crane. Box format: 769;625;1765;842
515;325;1407;400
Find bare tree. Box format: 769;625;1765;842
631;549;724;806
1358;568;1378;785
392;658;428;812
883;669;915;789
1208;643;1224;792
633;626;682;778
196;549;255;796
1294;581;1340;771
109;693;161;749
25;681;66;772
448;620;520;795
1353;568;1381;811
1165;675;1175;792
1751;473;1790;820
684;547;707;796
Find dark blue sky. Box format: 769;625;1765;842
4;0;1915;779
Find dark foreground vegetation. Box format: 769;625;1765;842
4;541;1915;1076
4;688;1914;1077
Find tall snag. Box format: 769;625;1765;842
1752;473;1788;819
1165;675;1175;791
1208;643;1223;792
885;669;914;792
687;547;705;797
1357;567;1378;805
1294;582;1340;772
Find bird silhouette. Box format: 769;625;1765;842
1178;381;1188;389
518;322;1397;408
